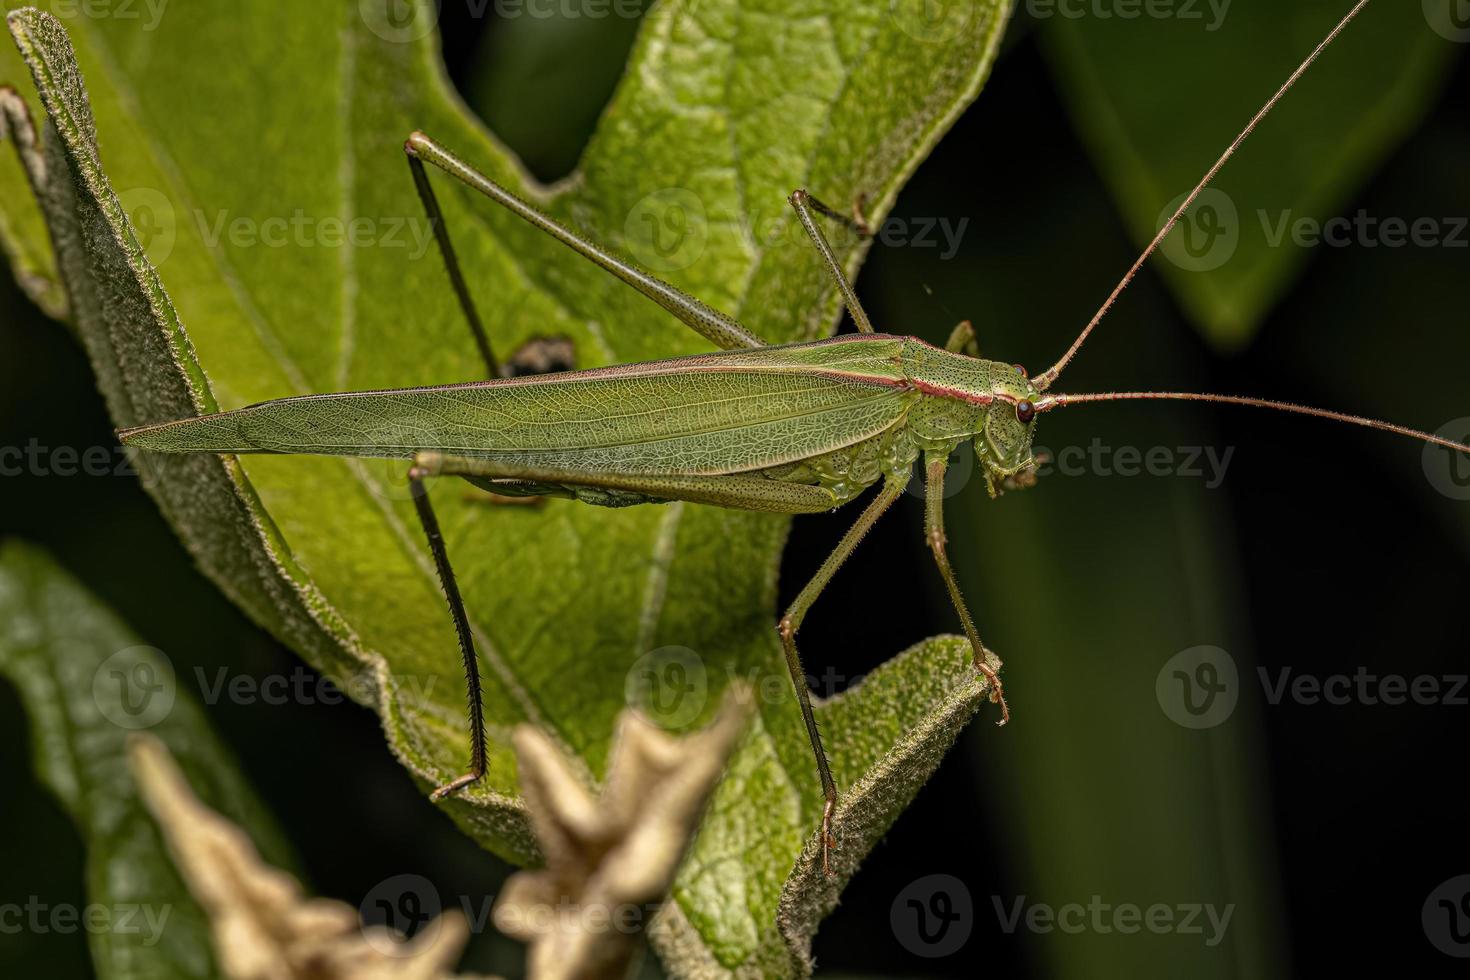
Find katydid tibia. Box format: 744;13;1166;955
119;0;1467;876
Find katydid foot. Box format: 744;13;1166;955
975;658;1010;726
430;768;484;801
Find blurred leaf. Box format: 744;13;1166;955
0;1;1015;972
1040;0;1459;347
463;1;652;182
0;540;294;980
959;444;1282;978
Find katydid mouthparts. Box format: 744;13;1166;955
119;0;1464;876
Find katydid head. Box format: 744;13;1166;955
975;364;1041;495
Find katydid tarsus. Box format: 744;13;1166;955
120;0;1468;876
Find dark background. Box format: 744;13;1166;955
3;4;1468;978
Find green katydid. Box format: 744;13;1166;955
119;0;1466;875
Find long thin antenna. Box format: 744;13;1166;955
1032;0;1372;391
1034;390;1470;455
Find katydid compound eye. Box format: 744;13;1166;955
1013;363;1028;377
1015;400;1035;424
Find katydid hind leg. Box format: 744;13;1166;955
788;188;875;334
407;464;490;799
924;453;1009;723
419;452;840;514
406;150;500;378
405;131;768;352
777;475;909;876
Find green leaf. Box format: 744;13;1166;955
0;81;63;315
0;2;1013;972
1040;1;1459;347
0;540;294;980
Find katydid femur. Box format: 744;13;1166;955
121;0;1464;876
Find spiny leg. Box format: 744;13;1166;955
777;474;910;876
405;131;767;351
406;149;499;378
788;189;875;334
924;452;1010;723
407;463;489;799
944;319;980;357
